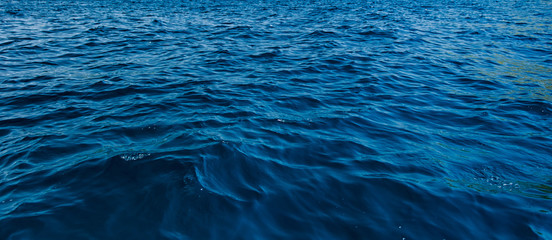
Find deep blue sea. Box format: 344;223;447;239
1;0;551;239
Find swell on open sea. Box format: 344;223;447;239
1;0;551;239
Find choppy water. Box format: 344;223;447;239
1;0;552;239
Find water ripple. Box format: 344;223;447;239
1;0;551;239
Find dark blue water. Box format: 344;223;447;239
1;0;551;239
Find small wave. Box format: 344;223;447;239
358;29;396;39
307;30;338;37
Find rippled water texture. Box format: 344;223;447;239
1;0;552;239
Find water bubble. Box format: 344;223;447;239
120;152;150;161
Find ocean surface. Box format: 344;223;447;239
1;0;551;239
